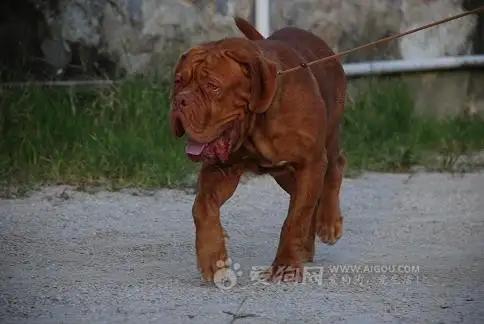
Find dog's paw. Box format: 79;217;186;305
261;253;304;283
196;236;228;281
317;215;343;245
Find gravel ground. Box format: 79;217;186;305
1;171;483;324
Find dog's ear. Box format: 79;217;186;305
225;49;278;114
234;16;265;40
250;56;278;113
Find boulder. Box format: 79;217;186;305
2;0;474;77
1;0;482;117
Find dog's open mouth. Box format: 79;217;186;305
185;124;238;162
185;137;229;160
185;140;208;156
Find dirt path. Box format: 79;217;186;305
1;172;483;323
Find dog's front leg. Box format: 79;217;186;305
192;162;246;281
269;154;327;282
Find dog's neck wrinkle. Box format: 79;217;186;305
240;111;260;149
262;70;283;119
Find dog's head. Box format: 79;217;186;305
169;38;278;163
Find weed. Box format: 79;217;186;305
342;77;484;172
0;76;195;191
1;76;483;193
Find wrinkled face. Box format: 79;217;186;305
170;45;251;162
169;39;278;163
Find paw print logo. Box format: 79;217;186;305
213;258;243;290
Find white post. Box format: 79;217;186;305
255;0;271;38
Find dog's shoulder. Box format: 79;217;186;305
268;27;345;84
233;17;335;61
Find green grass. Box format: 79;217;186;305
1;76;484;194
342;78;484;172
0;77;195;191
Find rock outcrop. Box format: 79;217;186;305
1;0;479;79
1;0;481;117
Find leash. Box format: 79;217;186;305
277;5;484;76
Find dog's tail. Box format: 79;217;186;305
234;16;265;40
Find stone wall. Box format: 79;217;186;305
397;0;483;118
1;0;479;79
1;0;483;116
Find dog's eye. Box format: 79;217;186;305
206;82;219;92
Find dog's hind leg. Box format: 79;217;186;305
315;148;346;245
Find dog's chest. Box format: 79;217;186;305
243;135;290;168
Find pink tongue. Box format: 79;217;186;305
185;139;208;156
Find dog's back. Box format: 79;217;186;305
234;18;346;137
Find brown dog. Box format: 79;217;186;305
169;17;347;282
